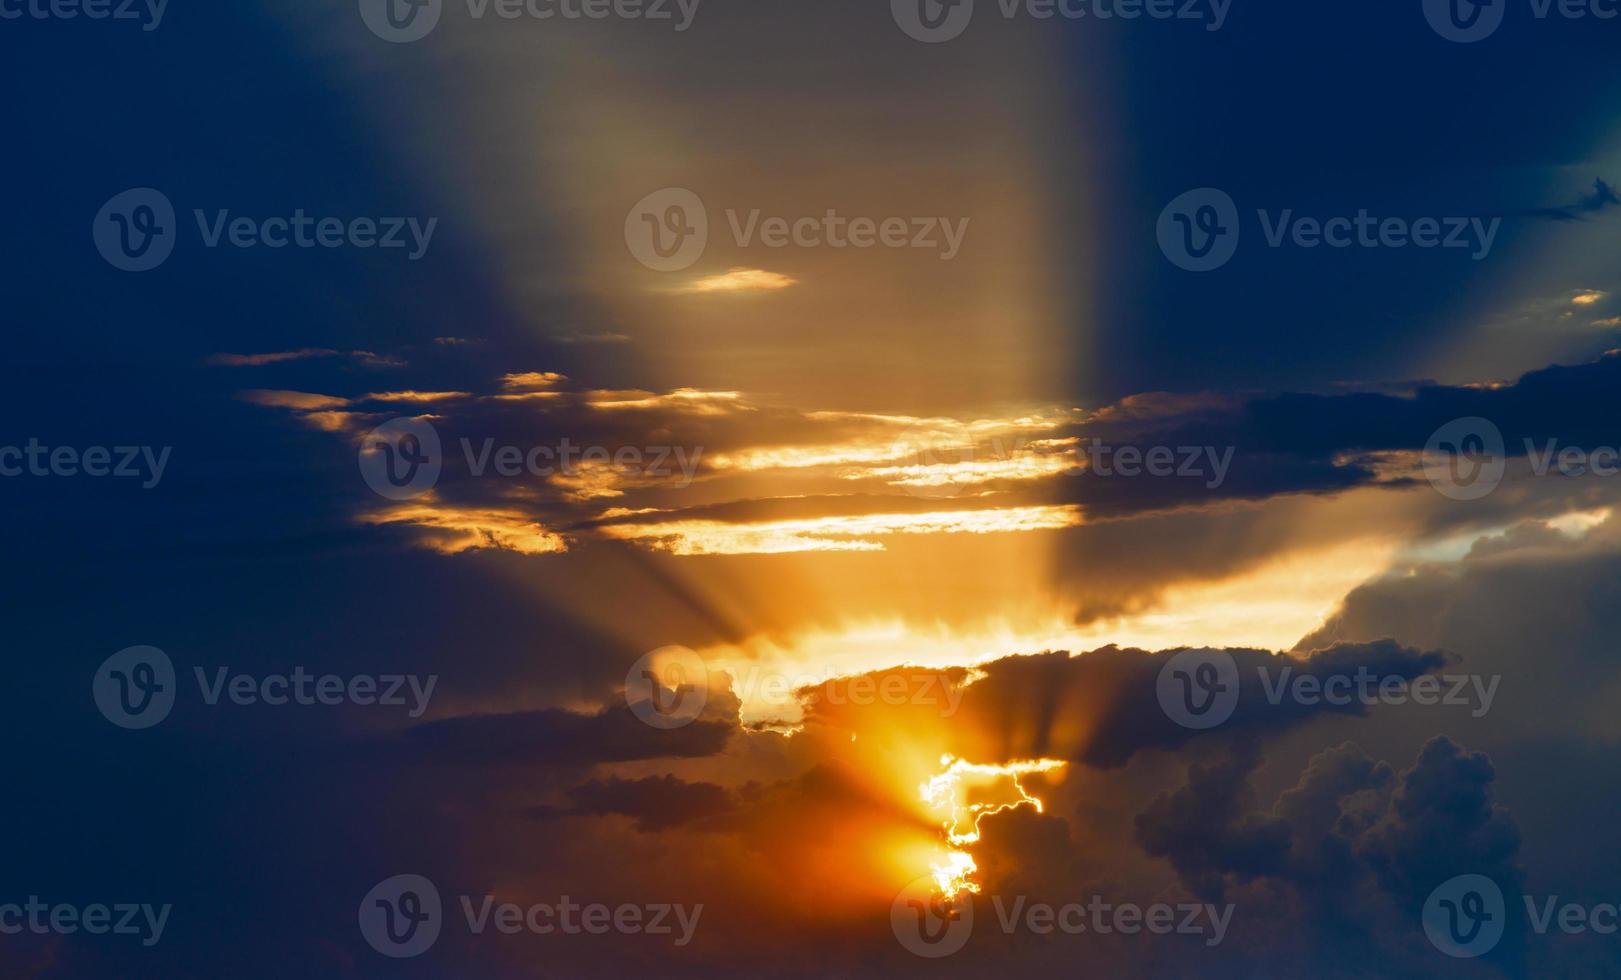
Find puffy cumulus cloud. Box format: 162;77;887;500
1135;737;1520;902
437;639;1535;978
912;641;1448;771
1297;509;1621;745
1125;737;1526;976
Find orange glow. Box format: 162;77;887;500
597;505;1083;555
920;754;1068;895
358;502;568;555
674;267;798;294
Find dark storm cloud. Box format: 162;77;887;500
1056;351;1621;519
236;346;1621;554
1131;737;1526;974
1135;737;1520;902
936;641;1448;770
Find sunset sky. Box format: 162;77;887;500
6;1;1621;977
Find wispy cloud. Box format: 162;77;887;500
207;349;342;367
502;371;568;390
673;268;798;294
359;502;568;555
598;505;1082;555
361;391;471;403
584;388;747;415
1527;178;1619;222
207;348;403;368
238;389;350;411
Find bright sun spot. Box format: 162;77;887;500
920;754;1068;896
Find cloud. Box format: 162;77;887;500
237;389;351;411
359;503;569;555
1526;178;1620;222
502;371;568;390
235;352;1621;574
597;504;1081;555
206;348;343;367
1133;736;1524;968
206;348;401;367
938;640;1448;770
554;330;631;345
673;268;798;294
361;390;471;403
583;387;748;415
